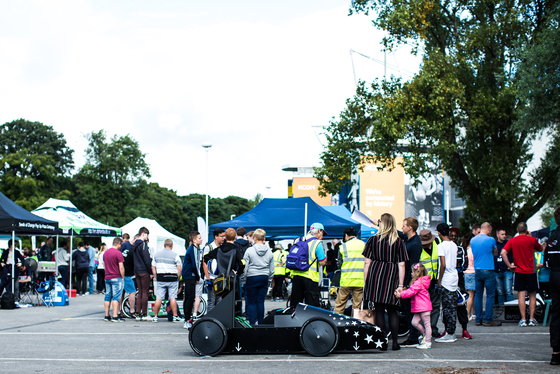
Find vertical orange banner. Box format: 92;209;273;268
358;158;405;224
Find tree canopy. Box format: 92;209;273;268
316;0;560;234
0;121;257;242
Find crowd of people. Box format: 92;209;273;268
1;208;559;365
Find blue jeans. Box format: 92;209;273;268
88;266;95;293
245;275;268;325
475;270;496;323
104;278;124;302
495;271;514;304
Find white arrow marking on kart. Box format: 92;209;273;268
353;342;360;350
236;343;242;351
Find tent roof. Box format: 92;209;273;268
209;197;361;239
322;206;378;238
120;217;186;256
0;192;59;235
32;198;121;237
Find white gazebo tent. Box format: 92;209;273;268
116;217;186;256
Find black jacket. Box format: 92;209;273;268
132;239;152;274
204;242;244;276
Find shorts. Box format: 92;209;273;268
514;272;539;292
124;276;136;294
104;278;124;302
156;280;178;300
196;279;203;297
464;272;475;291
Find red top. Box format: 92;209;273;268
503;235;541;274
103;248;124;280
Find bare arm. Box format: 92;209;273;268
364;258;372;284
501;249;516;270
203;261;210;280
177;264;182;276
398;261;405;290
151;265;157;279
438;256;446;288
119;263;125;279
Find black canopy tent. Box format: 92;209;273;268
0;192;59;293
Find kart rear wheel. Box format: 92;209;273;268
189;318;228;356
299;317;339;356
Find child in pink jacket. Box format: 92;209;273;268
395;263;433;349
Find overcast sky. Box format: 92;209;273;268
0;1;547;228
0;0;420;198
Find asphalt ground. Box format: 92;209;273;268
0;294;557;374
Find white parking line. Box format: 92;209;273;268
0;357;549;363
0;332;186;335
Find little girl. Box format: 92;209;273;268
395;263;433;349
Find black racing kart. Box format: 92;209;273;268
188;276;388;356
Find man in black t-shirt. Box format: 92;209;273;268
120;234;137;318
545;207;560;365
399;217;424;347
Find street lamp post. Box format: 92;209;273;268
202;142;212;229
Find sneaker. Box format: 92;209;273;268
432;331;441;338
528;319;538;326
114;316;125;323
183;320;192;329
85;292;90;296
551;353;560;365
518;319;527;327
469;315;476;321
173;316;184;323
104;316;111;322
462;330;473;339
399;338;419;348
483;320;502;327
417;342;432;350
81;294;86;297
152;316;158;323
141;315;152;321
419;334;425;345
475;321;482;326
136;315;142;321
277;298;284;302
435;332;457;343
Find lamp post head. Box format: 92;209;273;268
202;142;212;149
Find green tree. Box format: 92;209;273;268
0;119;74;209
80;130;150;185
316;0;560;234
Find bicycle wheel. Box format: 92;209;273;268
193;297;207;318
121;295;131;318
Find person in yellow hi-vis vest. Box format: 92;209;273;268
418;229;441;338
334;227;365;314
289;223;328;308
271;244;286;301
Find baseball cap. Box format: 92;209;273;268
310;222;328;235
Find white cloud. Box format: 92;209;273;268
0;1;422;201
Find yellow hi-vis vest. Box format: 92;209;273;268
289;234;322;282
339;237;365;288
274;250;286;276
420;241;439;281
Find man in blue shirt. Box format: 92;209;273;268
470;222;502;326
84;241;96;295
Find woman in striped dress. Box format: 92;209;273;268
363;213;408;350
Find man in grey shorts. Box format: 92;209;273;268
151;239;184;323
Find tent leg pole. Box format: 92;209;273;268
12;231;15;296
304;203;308;236
69;234;73;303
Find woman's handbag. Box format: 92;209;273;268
352;301;375;324
213;251;235;297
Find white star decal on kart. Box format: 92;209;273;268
351;321;357;326
364;334;374;344
374;326;381;332
360;320;367;324
353;331;360;338
344;329;349;333
374;339;384;348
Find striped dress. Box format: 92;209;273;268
362;235;408;306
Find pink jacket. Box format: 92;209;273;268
400;275;433;313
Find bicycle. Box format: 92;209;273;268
121;287;208;319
